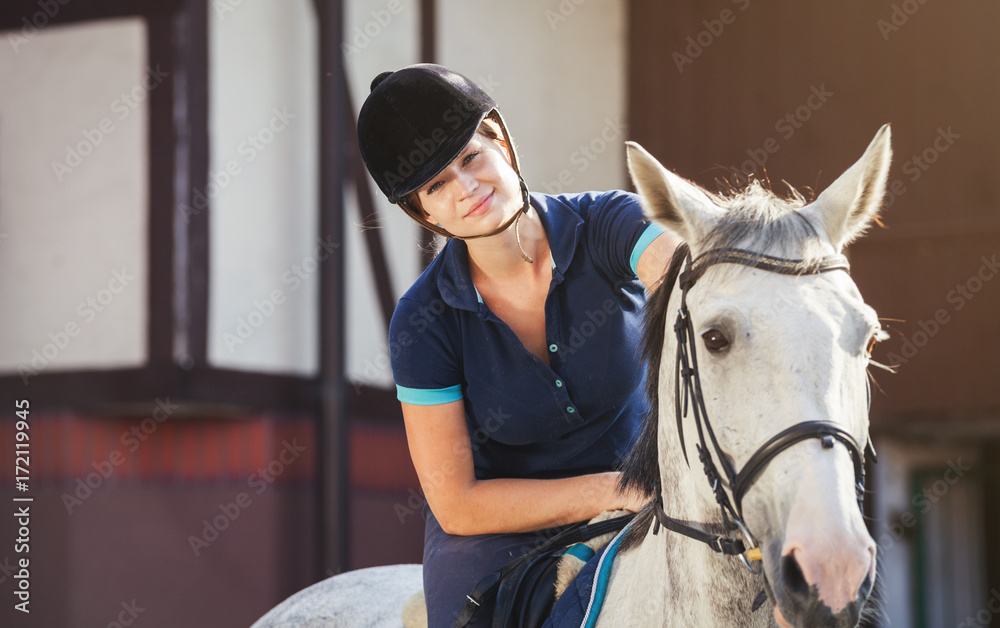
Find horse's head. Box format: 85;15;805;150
625;127;892;628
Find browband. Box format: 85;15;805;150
682;248;850;291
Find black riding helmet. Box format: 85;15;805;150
357;64;529;242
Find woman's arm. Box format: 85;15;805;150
402;400;646;536
636;229;683;292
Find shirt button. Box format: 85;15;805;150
555;379;563;388
548;343;558;353
566;406;575;414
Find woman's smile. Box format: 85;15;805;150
417;134;522;237
464;191;494;218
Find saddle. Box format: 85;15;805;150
454;512;635;628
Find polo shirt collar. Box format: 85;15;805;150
434;193;585;311
436;242;479;312
531;192;584;279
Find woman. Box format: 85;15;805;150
357;64;680;626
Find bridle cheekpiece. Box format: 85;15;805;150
652;243;876;577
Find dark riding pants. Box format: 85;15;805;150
423;506;569;627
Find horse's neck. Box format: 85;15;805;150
603;524;766;627
596;332;774;627
599;442;771;626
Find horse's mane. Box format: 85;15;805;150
700;179;832;262
617;181;824;552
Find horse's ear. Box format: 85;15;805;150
626;141;722;245
800;125;892;251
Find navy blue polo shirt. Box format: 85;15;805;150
389;191;664;481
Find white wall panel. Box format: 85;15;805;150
439;1;628;195
343;0;421;390
206;1;320;375
0;18;148;378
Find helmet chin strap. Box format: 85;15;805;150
429;177;534;263
512;200;533;264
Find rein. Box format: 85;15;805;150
650;243;875;576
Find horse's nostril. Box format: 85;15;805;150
781;551;810;599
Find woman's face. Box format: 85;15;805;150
415;133;522;238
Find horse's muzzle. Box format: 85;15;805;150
772;546;875;628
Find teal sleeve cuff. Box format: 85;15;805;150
396;383;463;406
629;222;667;276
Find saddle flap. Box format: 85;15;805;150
493;551;562;628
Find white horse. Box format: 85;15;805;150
600;126;891;627
252;126;892;628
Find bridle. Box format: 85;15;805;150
650;243;877;576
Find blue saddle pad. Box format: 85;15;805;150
542;524;628;628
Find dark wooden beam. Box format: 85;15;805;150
344;79;396;333
316;0;350;576
173;0;211;367
419;0;436;63
147;2;180;368
417;0;437;268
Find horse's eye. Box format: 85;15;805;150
702;329;730;352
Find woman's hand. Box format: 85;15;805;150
602;471;652;513
402;402;652;535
